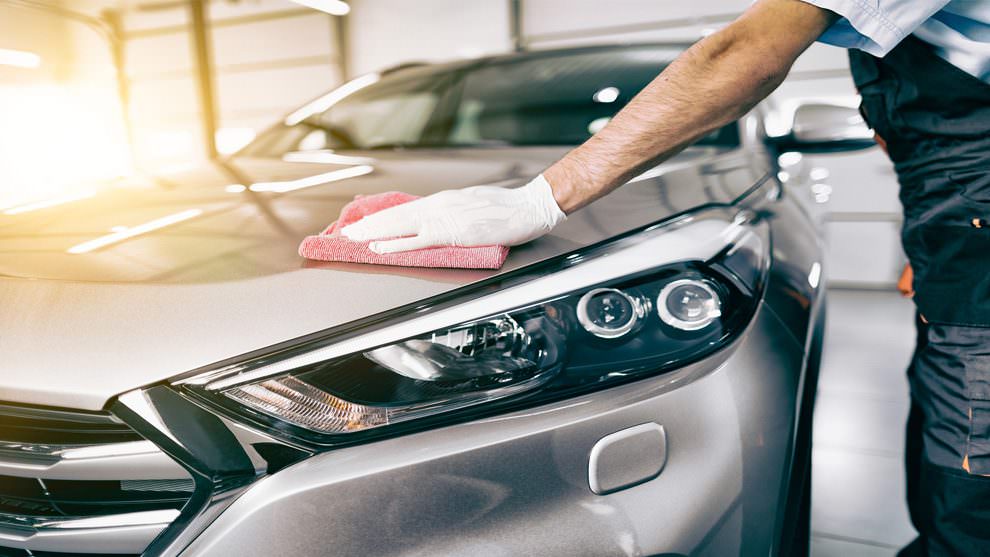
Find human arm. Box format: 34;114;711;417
546;0;838;212
343;0;839;252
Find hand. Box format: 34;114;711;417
897;263;914;298
341;175;567;253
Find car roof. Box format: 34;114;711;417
381;42;694;76
484;42;694;64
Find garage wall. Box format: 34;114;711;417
346;0;512;76
120;0;344;168
0;6;72;84
0;6;68;209
521;0;747;45
0;5;133;209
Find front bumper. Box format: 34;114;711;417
127;301;804;557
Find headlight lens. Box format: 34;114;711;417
576;288;649;339
656;279;722;331
178;212;768;446
224;312;565;434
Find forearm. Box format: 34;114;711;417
545;0;836;213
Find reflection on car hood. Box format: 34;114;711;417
0;147;767;410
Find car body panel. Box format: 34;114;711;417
178;303;803;557
0;148;767;411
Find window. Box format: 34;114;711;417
242;46;738;156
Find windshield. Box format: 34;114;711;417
242;45;738;155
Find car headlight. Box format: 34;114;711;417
177;211;768;446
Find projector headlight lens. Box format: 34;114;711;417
657;279;723;331
576;288;648;339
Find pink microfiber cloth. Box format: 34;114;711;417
298;192;509;269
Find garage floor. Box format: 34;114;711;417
811;289;919;556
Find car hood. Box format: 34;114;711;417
0;147;767;410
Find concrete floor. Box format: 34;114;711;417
811;289;919;556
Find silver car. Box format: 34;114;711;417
0;44;871;556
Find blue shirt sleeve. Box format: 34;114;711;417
800;0;951;56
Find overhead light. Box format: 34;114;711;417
807;262;822;288
282;150;374;165
67;209;204;254
809;167;830;181
592;87;620;103
587;117;610;135
284;73;380;126
289;0;350;16
777;152;802;168
0;48;41;69
148;131;196;160
216;127;257;155
3;190;95;215
249;165;373;193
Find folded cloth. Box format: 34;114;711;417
298;192;509;269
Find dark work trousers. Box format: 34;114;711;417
849;37;990;557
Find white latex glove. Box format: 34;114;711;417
341;174;567;254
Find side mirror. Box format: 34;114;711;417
768;101;876;153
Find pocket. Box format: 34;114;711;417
966;347;990;475
968;401;990;474
914;224;990;327
952;170;990;204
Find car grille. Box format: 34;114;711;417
0;403;192;555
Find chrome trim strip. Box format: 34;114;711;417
0;509;179;554
192;215;759;391
0;440;190;480
0;404;125;425
0;442;61;466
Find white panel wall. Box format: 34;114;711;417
0;6;72;85
521;0;749;39
0;5;131;208
126;32;194;78
0;6;69;209
121;0;343;167
826;221;904;284
347;0;512;75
